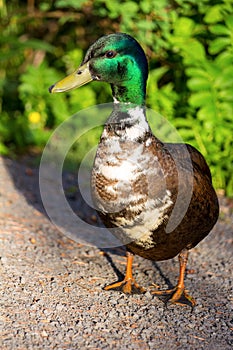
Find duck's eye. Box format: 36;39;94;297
105;50;116;59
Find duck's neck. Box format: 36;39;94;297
110;68;147;105
105;103;151;141
106;70;149;140
111;84;146;105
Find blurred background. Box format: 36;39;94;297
0;0;232;196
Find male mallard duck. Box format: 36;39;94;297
49;33;219;306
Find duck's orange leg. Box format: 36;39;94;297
104;251;146;294
152;249;196;307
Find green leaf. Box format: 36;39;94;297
137;20;155;31
184;40;206;63
186;68;209;79
215;51;233;68
209;37;231;55
204;5;223;24
204;62;222;79
173;17;195;37
55;0;87;9
226;15;233;30
209;24;231;36
105;1;120;18
189;91;213;108
173;118;194;129
197;104;217;121
170;37;206;62
148;67;169;83
220;102;233;117
218;89;233;102
0;142;8;155
187;77;211;91
215;66;233;89
140;0;152;14
120;2;139;15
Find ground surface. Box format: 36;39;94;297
0;156;232;349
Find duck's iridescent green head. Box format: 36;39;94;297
49;33;148;105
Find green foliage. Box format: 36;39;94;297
55;0;88;9
0;0;232;196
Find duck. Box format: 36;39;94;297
49;33;219;306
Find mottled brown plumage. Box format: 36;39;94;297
92;120;219;262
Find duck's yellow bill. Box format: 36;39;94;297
49;62;93;93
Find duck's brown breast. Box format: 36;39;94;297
91;130;175;247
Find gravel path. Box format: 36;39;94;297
0;156;232;349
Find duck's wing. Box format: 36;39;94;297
186;144;212;182
165;143;212;183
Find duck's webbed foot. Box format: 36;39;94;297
152;285;196;307
103;251;146;294
104;276;145;294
